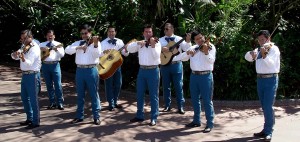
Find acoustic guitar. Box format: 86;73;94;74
97;39;136;80
160;38;185;66
41;44;63;61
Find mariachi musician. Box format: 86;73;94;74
65;24;102;125
100;25;129;111
40;29;65;110
11;29;41;129
159;23;191;114
126;24;161;126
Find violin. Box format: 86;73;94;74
79;35;100;53
145;36;159;47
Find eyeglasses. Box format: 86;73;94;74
80;32;88;35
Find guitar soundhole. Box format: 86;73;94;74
107;54;114;61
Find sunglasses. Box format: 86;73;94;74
164;28;169;31
80;32;89;35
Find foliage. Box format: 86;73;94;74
0;0;299;100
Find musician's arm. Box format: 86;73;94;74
150;42;161;59
126;42;139;53
204;44;216;64
56;45;65;58
90;41;102;58
261;45;280;67
65;41;80;55
119;40;129;57
23;46;40;66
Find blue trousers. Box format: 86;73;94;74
75;67;101;119
257;76;278;135
42;62;64;105
161;62;185;109
136;67;160;122
21;72;41;125
104;67;122;108
189;73;214;128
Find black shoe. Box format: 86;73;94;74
264;134;272;142
177;108;185;114
57;104;64;110
186;122;201;127
25;124;39;129
203;126;212;133
130;117;144;123
47;103;57;109
20;120;32;126
114;104;123;109
71;118;83;124
149;120;156;126
108;107;115;111
94;119;101;125
254;131;266;137
162;107;171;112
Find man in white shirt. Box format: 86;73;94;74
40;30;65;110
65;24;102;125
245;30;280;142
100;26;128;111
183;30;216;133
126;24;161;126
159;23;191;114
11;29;41;129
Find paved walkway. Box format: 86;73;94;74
0;64;299;142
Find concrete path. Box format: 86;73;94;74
0;64;299;142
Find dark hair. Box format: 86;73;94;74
80;24;92;32
164;23;174;29
46;29;55;35
143;24;153;31
107;25;116;31
191;30;202;40
257;30;270;38
21;29;33;38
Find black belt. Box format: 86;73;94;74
192;70;211;75
22;70;39;74
171;61;181;64
257;73;278;78
140;65;158;69
43;61;59;64
77;64;96;68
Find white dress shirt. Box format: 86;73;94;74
244;42;280;74
65;40;102;65
127;41;161;66
11;42;41;71
39;40;65;61
100;37;128;57
159;34;191;61
182;43;216;71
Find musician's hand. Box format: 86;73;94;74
185;33;191;43
149;37;156;48
19;53;25;62
53;47;58;51
201;43;209;55
162;47;169;52
187;50;196;57
41;47;49;51
250;51;257;60
103;49;111;54
93;36;99;47
137;40;146;47
12;51;19;59
260;47;267;58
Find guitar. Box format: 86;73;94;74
97;39;136;80
41;44;63;61
160;38;185;66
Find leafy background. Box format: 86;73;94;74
0;0;299;100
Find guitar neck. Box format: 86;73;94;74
169;39;184;50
